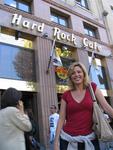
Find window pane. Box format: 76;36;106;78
84;28;89;35
5;0;16;7
59;18;67;27
89;30;95;37
84;25;97;38
0;43;36;81
18;2;30;12
51;11;69;27
88;56;108;90
81;0;86;7
76;0;88;9
90;66;108;89
51;15;58;23
5;0;31;13
55;46;75;85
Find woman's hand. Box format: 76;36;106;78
29;135;33;143
54;141;59;150
17;100;24;113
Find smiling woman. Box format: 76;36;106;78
54;62;113;150
54;62;102;150
68;62;89;90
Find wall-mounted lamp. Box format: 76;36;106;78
102;10;108;17
62;45;68;51
15;31;21;40
107;54;113;58
43;33;48;38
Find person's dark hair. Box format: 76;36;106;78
1;87;22;109
50;105;57;109
25;108;34;119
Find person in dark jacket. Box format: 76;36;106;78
25;108;39;150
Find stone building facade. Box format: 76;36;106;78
0;0;113;148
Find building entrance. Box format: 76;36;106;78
22;91;39;139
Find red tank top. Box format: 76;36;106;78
62;82;96;136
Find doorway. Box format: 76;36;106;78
22;91;39;140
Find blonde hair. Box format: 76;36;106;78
67;62;90;90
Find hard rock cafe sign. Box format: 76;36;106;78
11;14;102;82
11;14;101;51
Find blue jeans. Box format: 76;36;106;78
50;140;54;150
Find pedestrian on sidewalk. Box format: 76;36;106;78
0;87;32;150
49;105;59;150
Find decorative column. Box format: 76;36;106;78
34;37;58;147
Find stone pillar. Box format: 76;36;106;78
76;48;89;71
34;37;58;148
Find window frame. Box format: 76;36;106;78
0;27;35;82
83;22;99;39
76;0;89;9
0;41;36;82
54;44;75;85
51;9;70;28
4;0;32;13
88;53;108;90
